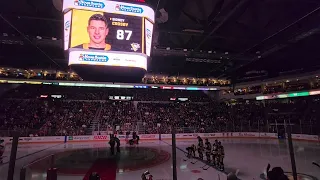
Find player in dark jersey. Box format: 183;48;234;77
109;134;116;155
133;131;139;144
213;139;219;147
212;142;218;166
141;170;153;180
186;144;196;158
115;136;120;153
74;14;112;51
129;131;140;145
217;142;225;171
204;139;212;163
197;136;204;160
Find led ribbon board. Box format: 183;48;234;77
63;0;155;70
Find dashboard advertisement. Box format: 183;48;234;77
63;0;154;70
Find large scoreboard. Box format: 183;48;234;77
63;0;154;81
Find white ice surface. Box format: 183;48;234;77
0;138;319;180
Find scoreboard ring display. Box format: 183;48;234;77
63;0;154;81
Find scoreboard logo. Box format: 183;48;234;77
115;4;144;14
64;21;70;31
79;54;109;62
146;29;152;39
74;0;105;9
130;43;140;52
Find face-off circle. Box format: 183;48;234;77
29;147;170;174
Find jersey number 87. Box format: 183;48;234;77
116;30;132;40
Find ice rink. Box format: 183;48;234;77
0;138;319;180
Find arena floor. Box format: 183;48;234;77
0;138;319;180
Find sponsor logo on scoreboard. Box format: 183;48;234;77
130;43;140;51
74;0;105;9
79;54;109;62
146;29;152;39
115;4;144;14
65;21;70;31
125;59;136;63
113;57;121;61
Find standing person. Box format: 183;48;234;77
213;139;219;146
217;142;225;171
129;131;139;145
115;135;120;153
109;134;116;155
205;139;212;163
125;131;130;144
133;131;140;144
212;142;218;166
197;136;204;160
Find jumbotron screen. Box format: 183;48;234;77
63;0;154;71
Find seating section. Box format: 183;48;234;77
0;85;319;136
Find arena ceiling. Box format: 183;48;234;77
0;0;320;82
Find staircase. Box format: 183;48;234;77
136;105;146;134
86;104;103;135
137;121;145;134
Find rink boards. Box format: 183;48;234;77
2;132;319;144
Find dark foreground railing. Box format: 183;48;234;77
20;154;56;180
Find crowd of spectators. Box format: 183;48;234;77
137;98;320;135
0;99;50;136
0;85;320;137
0;99;100;136
99;101;137;132
38;101;100;136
